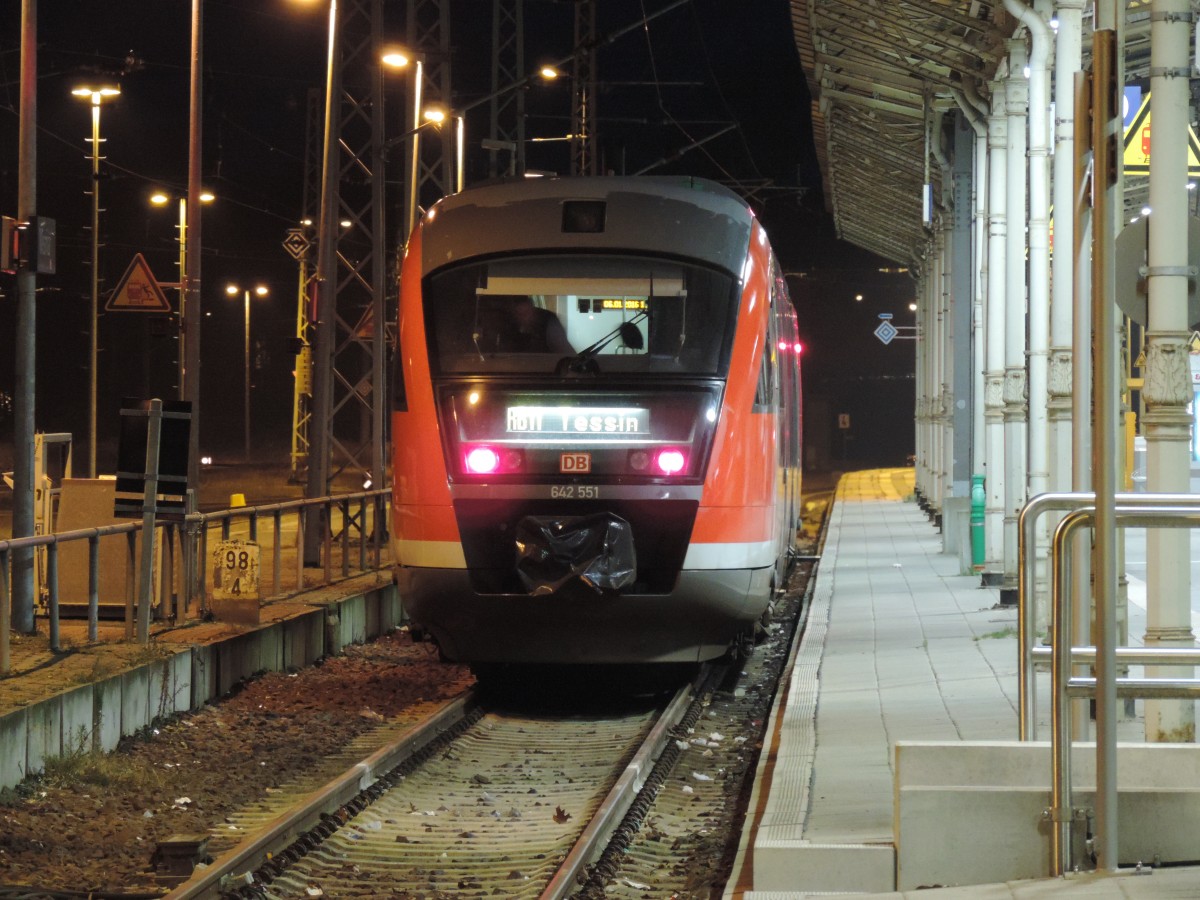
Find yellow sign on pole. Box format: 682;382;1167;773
1122;93;1200;176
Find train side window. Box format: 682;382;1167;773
391;338;407;412
753;280;779;412
753;349;770;411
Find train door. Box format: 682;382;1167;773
770;262;802;557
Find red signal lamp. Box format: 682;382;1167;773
464;445;524;475
656;448;686;476
465;446;500;475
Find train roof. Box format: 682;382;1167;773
419;176;757;278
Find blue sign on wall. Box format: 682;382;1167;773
1124;86;1142;130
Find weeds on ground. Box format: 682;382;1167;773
41;728;165;793
64;644;171;687
127;644;172;667
68;656;117;686
975;626;1019;641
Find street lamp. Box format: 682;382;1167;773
381;105;465;203
414;106;465;192
72;83;120;478
225;283;269;461
413;107;466;193
380;47;428;239
381;48;412;69
150;189;213;397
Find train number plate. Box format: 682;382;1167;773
550;484;599;499
560;452;591;473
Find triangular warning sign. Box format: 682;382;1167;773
106;253;171;312
1122;92;1200;176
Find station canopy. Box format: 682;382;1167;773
790;0;1159;270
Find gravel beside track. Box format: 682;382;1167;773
0;631;473;895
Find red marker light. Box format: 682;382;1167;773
778;340;789;351
795;342;803;354
465;446;500;474
502;449;525;472
656;448;686;476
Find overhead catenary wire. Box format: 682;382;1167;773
634;0;744;187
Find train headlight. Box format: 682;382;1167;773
655;448;687;476
465;446;501;475
463;445;524;475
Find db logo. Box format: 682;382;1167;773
560;452;591;473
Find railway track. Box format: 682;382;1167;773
0;540;813;897
167;673;708;898
162;555;814;899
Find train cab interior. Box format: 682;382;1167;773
424;255;737;377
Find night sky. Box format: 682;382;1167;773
0;0;915;474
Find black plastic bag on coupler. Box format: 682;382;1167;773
514;513;636;595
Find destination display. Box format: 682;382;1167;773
597;298;648;310
506;406;650;436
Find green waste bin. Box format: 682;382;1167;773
970;474;985;572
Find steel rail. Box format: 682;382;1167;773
164;693;476;899
541;673;701;898
167;673;698;899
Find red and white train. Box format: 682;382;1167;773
391;175;802;668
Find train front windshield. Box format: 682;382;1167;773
424;255;738;376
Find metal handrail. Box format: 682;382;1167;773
1031;646;1200;666
185;489;389;612
0;488;392;676
1017;491;1198;739
0;520;145;674
1048;501;1200;877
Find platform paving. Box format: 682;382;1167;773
727;468;1200;899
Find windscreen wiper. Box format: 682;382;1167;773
555;311;647;375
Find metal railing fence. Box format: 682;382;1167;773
0;488;390;676
1017;491;1200;738
1017;493;1200;876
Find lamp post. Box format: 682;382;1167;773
413;105;465;192
72;83;120;478
150;189;213;397
226;284;269;461
381;47;426;239
381;105;464;214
